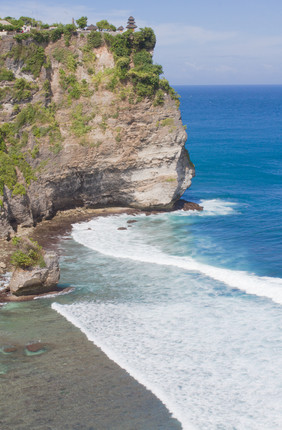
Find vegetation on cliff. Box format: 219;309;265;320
0;16;189;223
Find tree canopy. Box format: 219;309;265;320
96;20;116;32
76;16;87;29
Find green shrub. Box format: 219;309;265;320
59;69;92;100
50;26;64;42
159;118;174;127
82;48;96;66
129;64;162;98
154;89;165;106
23;45;45;78
52;48;77;71
63;23;76;46
0;151;17;195
30;30;50;44
159;78;170;93
105;32;131;58
71;104;92;137
76;16;88;29
11;250;34;268
133;49;152;67
43;79;51;96
9;43;46;78
10;237;46;269
87;31;102;49
12;182;26;196
30;144;39;159
133;27;156;51
168;87;180;107
0;68;15;81
96;20;116;31
12;78;37;102
14;33;31;42
116;56;130;79
14;104;37;130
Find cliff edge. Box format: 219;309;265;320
0;27;194;238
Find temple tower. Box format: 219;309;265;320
126;16;137;31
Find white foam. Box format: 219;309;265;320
53;209;282;429
0;272;11;291
71;214;282;305
52;301;196;430
174;199;238;216
200;198;238;215
34;288;74;300
52;297;282;430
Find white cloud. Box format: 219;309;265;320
155;23;237;47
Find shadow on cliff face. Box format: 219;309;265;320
0;153;194;239
173;147;195;202
1;168;135;237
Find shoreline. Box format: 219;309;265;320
0;207;183;429
0;299;182;430
0;207;141;285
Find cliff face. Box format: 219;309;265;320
0;31;194;238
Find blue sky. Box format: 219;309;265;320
1;0;282;85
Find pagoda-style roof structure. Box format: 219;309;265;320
126;16;137;30
117;26;124;32
87;24;98;31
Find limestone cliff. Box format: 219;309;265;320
0;29;194;238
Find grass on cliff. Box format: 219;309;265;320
0;78;39;104
71;104;93;137
52;47;78;72
59;70;92;101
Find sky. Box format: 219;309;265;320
1;0;282;85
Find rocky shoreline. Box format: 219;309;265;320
0;207;139;302
0;201;203;302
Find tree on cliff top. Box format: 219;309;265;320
96;19;116;32
76;16;88;29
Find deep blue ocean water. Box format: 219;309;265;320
180;85;282;278
39;86;282;429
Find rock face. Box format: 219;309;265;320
0;33;195;238
9;252;60;296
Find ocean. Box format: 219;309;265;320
3;86;282;429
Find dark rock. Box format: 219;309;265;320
117;227;127;230
173;200;203;211
26;342;45;353
25;342;47;355
2;345;17;353
127;220;137;224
